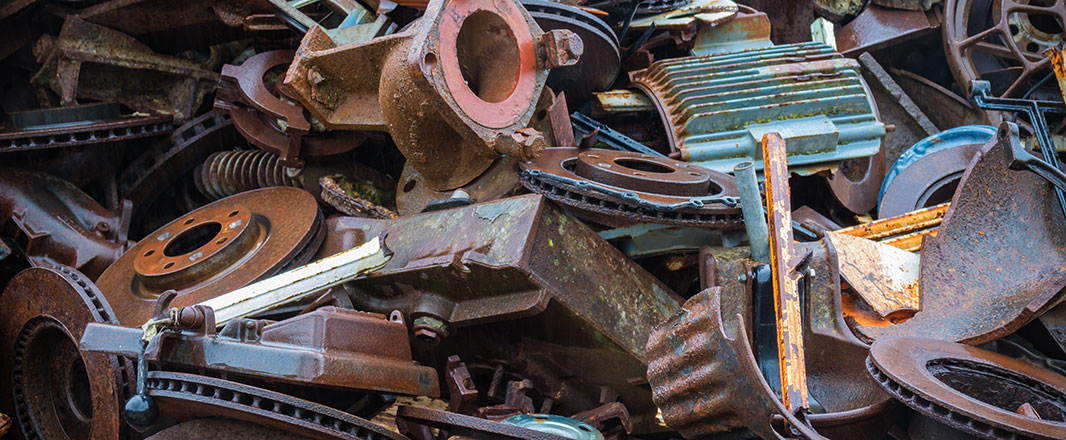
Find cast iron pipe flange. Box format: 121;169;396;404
96;187;324;325
868;337;1066;440
282;0;581;190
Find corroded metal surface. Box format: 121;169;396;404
397;406;570;440
522;0;619;107
825;231;920;319
645;288;826;439
836;203;947;252
0;111;174;152
194;149;388;202
281;0;564;190
629;40;886;213
836;4;940;57
96;187;323;325
321;194;680;432
519;148;742;228
0;169;129;279
762;132;808;412
81;307;439;396
856;123;1066;344
117;111;242;219
943;0;1064;118
868;337;1066;440
147;419;312;440
215;50;364;167
147;371;407;440
31;16;219;119
878;143;980;218
0;266;132;440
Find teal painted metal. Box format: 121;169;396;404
629;42;885;176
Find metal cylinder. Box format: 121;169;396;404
734;161;769;262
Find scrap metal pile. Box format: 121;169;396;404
6;0;1066;438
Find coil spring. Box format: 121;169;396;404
195;150;300;200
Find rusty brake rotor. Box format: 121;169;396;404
96;187;324;325
146;371;406;440
519;148;742;228
868;337;1066;440
0;265;133;440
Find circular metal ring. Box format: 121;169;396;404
96;187;323;325
520;147;742;228
868;337;1066;440
522;0;620;106
146;371;406;440
0;266;132;440
878;143;983;218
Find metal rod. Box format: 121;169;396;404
735;161;770;262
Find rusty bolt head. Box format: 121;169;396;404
412;316;449;346
492;128;546;162
538;29;584;69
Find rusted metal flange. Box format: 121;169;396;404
854;123;1066;344
282;0;572;190
146;371;407;440
0;266;132;440
519;148;742;227
868;337;1066;440
878;143;981;218
96;187;323;325
215;50;364;167
522;0;619;107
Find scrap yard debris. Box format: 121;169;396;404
4;0;1066;439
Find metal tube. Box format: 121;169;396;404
734;161;770;262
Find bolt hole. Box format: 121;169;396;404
403;179;417;193
216;237;228;245
183;218;195;225
143;249;155;257
228;210;239;217
164;262;175;269
423;52;437;69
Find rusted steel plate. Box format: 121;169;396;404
762;132;808;412
825;231;920;319
837;203;947;252
836;4;939;57
96;187;323;325
868;337;1066;440
856;123;1066;344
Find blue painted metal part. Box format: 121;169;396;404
629;42;885;176
502;414;604;440
877;125;995;204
